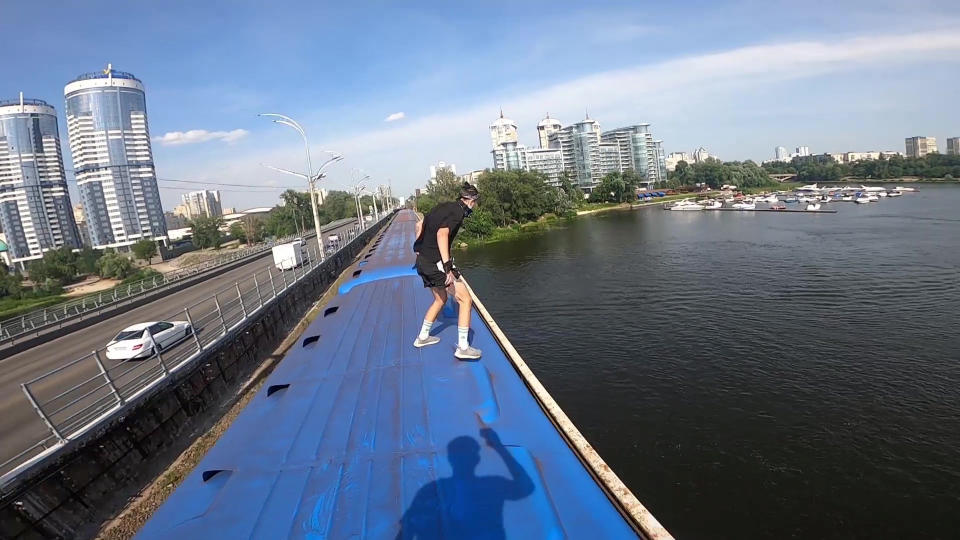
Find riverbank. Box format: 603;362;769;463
459;192;703;249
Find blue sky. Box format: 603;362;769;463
3;0;959;210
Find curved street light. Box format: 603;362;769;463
352;173;371;229
258;113;342;256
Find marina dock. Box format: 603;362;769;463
136;210;671;539
704;207;838;213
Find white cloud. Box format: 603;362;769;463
384;112;406;122
159;28;960;207
154;129;249;146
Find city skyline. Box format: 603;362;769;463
2;1;960;206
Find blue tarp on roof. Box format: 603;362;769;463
137;211;637;539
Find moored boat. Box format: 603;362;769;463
669;199;705;211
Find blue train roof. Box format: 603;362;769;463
137;210;653;539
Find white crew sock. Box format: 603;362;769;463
458;326;469;349
418;319;434;340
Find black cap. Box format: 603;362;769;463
460;182;479;201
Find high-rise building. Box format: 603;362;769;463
599;124;667;184
598;143;621;176
181;190;222;219
72;203;91;247
775;146;788;161
489;110;518;148
795;146;810;157
946;137;959;156
0;94;81;266
536;114;562;149
550;117;602;188
65;65;166;250
905;136;937;158
653;140;667;183
693;147;715;163
429;161;456;179
523;148;564;186
491;141;527;171
665;152;691;172
458;170;484;185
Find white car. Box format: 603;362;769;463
105;321;193;360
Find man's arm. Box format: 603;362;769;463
481;428;534;500
436;227;454;285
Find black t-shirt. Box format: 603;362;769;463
413;201;466;263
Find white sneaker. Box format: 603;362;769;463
413;336;441;348
454;345;482;359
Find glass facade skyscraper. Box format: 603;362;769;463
65;66;166;250
0;96;80;266
600;124;666;184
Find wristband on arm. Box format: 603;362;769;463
442;260;454;273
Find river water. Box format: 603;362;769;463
457;185;960;539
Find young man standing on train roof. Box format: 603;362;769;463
412;183;482;359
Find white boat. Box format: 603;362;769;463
669;199;704;211
860;185;887;193
798;184;821;193
797;196;816;203
888;191;903;197
877;191;888;197
731;201;756;210
866;194;879;202
701;200;723;209
760;194;780;203
854;197;870;204
805;203;821;211
841;196;854;201
893;186;916;192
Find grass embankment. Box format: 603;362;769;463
0;295;68;320
459;214;575;248
459;193;706;248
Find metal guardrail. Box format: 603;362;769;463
0;232;310;347
0;215;388;479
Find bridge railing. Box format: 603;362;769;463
0;217;385;480
0;232;309;348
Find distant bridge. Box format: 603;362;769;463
769;173;797;182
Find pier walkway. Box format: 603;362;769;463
137;210;669;539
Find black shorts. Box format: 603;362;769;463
415;255;446;288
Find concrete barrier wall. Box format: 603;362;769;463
0;218;391;540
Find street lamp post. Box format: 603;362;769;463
259;113;342;256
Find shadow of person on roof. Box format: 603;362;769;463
396;428;535;539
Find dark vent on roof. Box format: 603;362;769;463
353;269;362;277
267;383;290;397
324;306;339;317
302;335;320;347
202;469;229;482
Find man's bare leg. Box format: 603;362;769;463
414;287;447;348
453;280;481;359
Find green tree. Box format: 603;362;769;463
190;216;224;249
132;239;157;264
426;168;464;202
241;215;265;245
27;247;80;284
0;271;24;299
97;252;136;280
462;208;496;239
229;222;247;243
75;247;100;274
